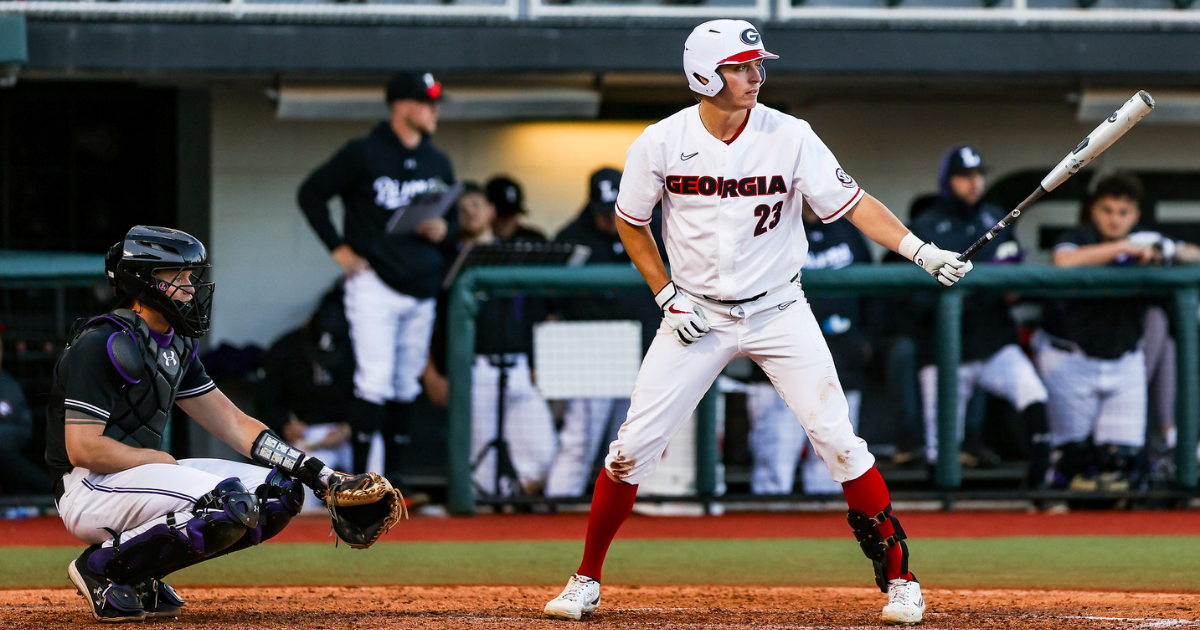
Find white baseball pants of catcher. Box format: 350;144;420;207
919;344;1049;464
605;281;875;486
1032;331;1147;448
747;383;862;494
544;398;630;498
470;353;558;495
57;458;273;546
344;268;436;404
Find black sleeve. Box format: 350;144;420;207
60;331;126;421
176;354;217;400
298;140;366;252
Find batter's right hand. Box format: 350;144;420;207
332;244;369;278
655;281;710;346
900;234;972;287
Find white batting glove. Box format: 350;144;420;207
655;281;710;346
899;233;973;287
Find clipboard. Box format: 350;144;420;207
385;182;465;235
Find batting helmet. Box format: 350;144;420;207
683;20;778;98
105;226;214;338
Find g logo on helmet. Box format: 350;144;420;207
740;29;760;45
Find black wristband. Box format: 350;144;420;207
251;429;306;474
294;456;327;491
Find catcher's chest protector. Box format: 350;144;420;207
74;309;198;450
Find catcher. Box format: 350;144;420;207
47;226;405;623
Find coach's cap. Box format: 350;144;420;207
486;176;526;218
944;145;986;176
684;20;778;98
386;71;443;103
587;168;622;215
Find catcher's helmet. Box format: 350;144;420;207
683;20;778;98
105;226;214;338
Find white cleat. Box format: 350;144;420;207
881;577;925;625
544;574;601;620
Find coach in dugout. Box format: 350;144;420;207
910;145;1052;489
1037;172;1200;491
298;71;456;476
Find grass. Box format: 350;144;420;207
7;536;1199;591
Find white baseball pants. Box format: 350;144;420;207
605;282;875;487
919;344;1049;463
1033;332;1147;448
470;353;558;495
58;459;272;546
747;383;862;494
344;269;436;404
544;398;630;497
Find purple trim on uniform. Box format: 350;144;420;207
187;340;200;365
88;315;133;334
106;331;142;384
82;479;197;504
148;326;173;349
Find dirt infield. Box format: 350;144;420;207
5;510;1198;546
6;584;1198;629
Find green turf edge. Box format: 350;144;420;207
6;536;1198;591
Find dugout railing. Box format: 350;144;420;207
445;263;1200;515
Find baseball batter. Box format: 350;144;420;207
544;20;973;625
48;226;343;622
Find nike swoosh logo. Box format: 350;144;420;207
778;300;796;310
667;305;690;314
681;152;699;161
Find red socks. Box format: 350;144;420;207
576;471;639;582
842;467;912;581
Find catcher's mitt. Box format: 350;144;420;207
320;472;408;549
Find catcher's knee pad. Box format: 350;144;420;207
846;504;909;593
209;469;305;560
101;478;259;582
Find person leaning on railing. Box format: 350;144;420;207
1036;171;1200;493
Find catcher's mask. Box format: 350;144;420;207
105;225;214;338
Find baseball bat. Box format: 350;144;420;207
958;90;1156;262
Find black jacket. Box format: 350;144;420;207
910;196;1022;364
298;122;456;299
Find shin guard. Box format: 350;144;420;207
97;478;259;583
847;504;909;592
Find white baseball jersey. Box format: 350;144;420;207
616;103;864;301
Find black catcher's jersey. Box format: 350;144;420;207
45;310;215;483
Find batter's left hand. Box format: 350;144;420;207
416;218;448;243
655;281;710;346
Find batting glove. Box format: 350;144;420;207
655;281;710;346
899;233;973;287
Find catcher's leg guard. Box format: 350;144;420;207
847;504;909;592
210;468;304;559
97;478;260;583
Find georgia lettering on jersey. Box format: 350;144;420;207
616;104;864;302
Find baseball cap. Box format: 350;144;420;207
944;145;986;176
486;176;526;218
386;71;443;104
587;168;622;215
684;20;778;97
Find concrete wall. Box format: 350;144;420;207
210;85;1200;347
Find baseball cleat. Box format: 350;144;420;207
544;574;601;620
68;548;145;623
135;577;185;619
882;576;925;625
